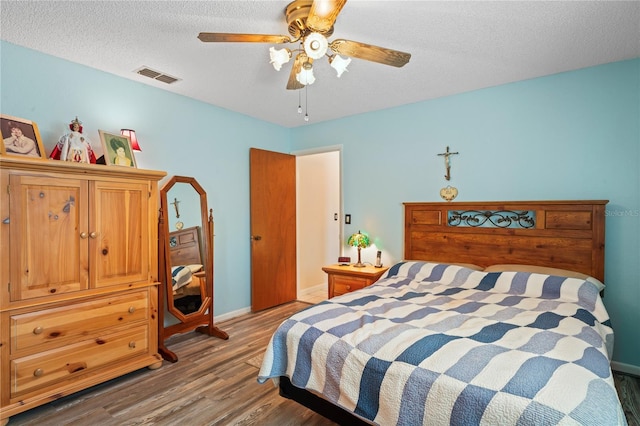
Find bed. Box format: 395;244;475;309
258;200;627;425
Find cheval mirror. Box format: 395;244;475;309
158;175;228;362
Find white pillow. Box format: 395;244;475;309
171;266;193;291
483;264;605;291
404;259;483;271
186;264;203;273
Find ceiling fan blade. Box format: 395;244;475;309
329;39;411;67
198;33;292;43
286;54;306;90
307;0;347;33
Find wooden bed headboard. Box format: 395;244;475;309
404;200;608;281
168;226;203;266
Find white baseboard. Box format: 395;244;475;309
215;284;326;324
215;306;251;323
298;282;327;296
611;360;640;377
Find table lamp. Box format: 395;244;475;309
348;230;370;267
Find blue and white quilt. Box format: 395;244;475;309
258;261;626;425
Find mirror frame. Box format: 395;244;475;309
158;175;228;362
163;176;211;322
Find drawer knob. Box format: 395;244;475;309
33;326;43;335
128;306;135;314
129;341;136;349
33;368;44;377
346;285;351;290
89;232;97;239
80;232;88;239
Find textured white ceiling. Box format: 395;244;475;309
1;1;639;128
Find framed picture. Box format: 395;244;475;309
99;130;137;168
0;114;47;160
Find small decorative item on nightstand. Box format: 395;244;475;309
322;263;389;298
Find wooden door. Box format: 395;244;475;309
250;148;296;311
91;180;149;288
8;175;89;300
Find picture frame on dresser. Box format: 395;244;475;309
99;129;137;168
0;114;46;160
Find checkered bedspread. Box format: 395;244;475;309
258;261;626;425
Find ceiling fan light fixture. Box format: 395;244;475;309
329;54;351;77
296;62;316;85
303;32;328;59
269;47;292;71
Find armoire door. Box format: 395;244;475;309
91;180;150;288
249;148;296;311
8;175;89;300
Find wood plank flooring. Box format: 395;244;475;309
6;301;640;426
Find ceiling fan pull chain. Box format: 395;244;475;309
298;89;302;114
304;85;309;122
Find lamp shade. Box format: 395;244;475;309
348;230;370;268
303;32;329;60
269;47;291;71
120;129;141;151
296;62;316;85
329;55;351;77
348;230;370;249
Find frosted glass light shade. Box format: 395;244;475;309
329;55;351;77
269;47;291;71
296;64;316;85
303;32;328;59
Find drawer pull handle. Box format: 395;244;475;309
33;368;44;377
129;341;136;349
128;306;135;314
33;326;43;335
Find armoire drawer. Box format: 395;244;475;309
11;290;149;353
10;325;149;396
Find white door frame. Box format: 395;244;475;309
292;145;343;299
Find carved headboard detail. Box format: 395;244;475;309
404;200;607;281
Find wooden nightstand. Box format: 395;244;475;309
322;264;390;298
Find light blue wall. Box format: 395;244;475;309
2;41;638;369
0;41;291;318
291;59;640;369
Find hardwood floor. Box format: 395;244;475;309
6;301;639;426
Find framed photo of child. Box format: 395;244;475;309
0;114;47;160
98;130;137;168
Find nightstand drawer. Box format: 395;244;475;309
323;264;389;298
11;325;149;396
11;290;149;353
333;276;368;296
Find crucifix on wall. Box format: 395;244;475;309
170;197;181;218
437;146;459;181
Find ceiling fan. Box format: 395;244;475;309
198;0;411;90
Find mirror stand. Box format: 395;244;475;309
158;176;228;363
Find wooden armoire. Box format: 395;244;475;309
0;157;166;423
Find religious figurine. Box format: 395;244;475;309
50;117;97;163
437;146;459;181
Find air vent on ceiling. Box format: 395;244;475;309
135;66;180;84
